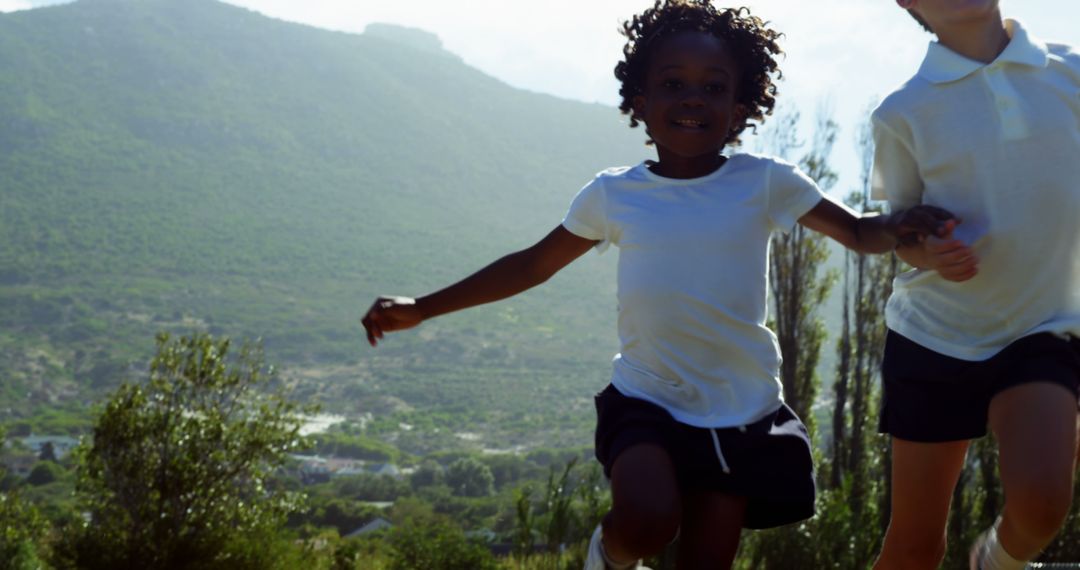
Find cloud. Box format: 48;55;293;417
0;0;72;12
0;0;34;11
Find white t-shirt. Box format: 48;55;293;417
871;20;1080;361
562;153;824;428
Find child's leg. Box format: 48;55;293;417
603;442;683;564
874;437;970;570
988;382;1078;560
675;490;746;570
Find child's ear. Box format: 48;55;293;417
732;104;749;132
632;95;646;121
896;0;915;9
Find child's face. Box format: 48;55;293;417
633;31;745;162
900;0;1000;30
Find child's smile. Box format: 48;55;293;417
633;31;746;179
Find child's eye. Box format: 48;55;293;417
705;84;727;95
662;79;683;90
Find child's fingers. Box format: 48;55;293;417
362;305;390;346
937;218;958;237
937;253;979;281
909;205;960;224
368;311;386;336
925;239;967;255
361;314;378;346
941;265;978;282
942;270;976;282
923;205;960;224
937;248;979;266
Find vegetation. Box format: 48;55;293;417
0;427;53;570
58;333;311;569
0;0;640;453
0;1;1076;569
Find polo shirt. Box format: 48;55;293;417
871;19;1080;361
562;154;824;428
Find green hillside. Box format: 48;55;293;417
0;0;651;450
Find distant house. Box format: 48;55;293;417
344;517;392;539
335;466;366;477
292;455;331;484
466;528;497;543
21;435;79;460
367;463;401;478
290;454;372;483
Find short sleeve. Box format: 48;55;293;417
870;111;924;209
562;177;610;253
766;159;825;234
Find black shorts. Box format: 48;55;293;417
879;330;1080;442
593;384;816;530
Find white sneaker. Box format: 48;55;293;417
969;528;991;570
584;525;608;570
969;525;1035;570
583;524;652;570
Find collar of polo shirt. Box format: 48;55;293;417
917;19;1050;84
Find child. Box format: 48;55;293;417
870;2;1080;569
362;1;955;568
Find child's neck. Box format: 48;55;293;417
934;11;1009;64
648;150;727;180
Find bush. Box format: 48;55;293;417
26;461;64;487
388;521;497;570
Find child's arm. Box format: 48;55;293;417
893;221;979;281
797;194;956;254
361;226;599;347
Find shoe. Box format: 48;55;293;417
583;524;652;570
969;527;991;570
584;525;608;570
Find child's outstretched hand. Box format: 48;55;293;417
361;296;423;347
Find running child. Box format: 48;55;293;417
363;1;956;568
870;2;1080;569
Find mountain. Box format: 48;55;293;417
0;0;651;450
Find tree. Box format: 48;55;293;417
444;457;494;498
742;107;841;570
766;108;840;437
67;333;312;570
541;458;577;552
26;461;63;487
821;114;899;569
409;459;444;490
38;442;57;463
388;520;498;570
0;428;51;570
0;492;50;570
512;485;536;557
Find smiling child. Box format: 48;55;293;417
361;1;959;568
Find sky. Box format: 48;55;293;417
3;0;1078;196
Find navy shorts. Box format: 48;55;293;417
879;330;1080;443
593;384;816;530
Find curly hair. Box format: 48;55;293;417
614;1;783;146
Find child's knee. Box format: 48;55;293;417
1006;482;1074;541
608;500;681;554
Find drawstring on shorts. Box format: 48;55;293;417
709;428;732;474
709;425;748;474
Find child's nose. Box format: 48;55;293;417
680;93;706;107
